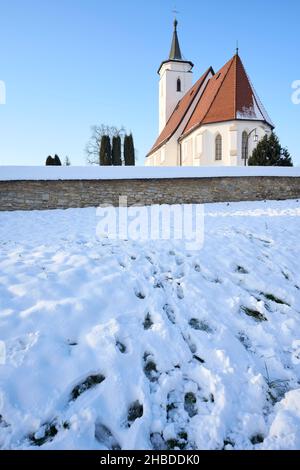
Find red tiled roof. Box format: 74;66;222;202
146;67;213;157
182;54;274;138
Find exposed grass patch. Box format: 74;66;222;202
166;402;177;421
29;420;58;447
264;364;290;405
236;265;249;274
116;341;126;354
189;318;213;333
250;434;264;445
281;271;290;280
166;431;188;450
241;306;267;322
144;360;159;383
135;289;146;300
127;401;143;427
143;313;153;330
223;438;235;449
70;374;105;401
184;392;197;418
193;355;205;364
261;292;290;306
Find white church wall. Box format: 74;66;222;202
235;121;272;165
182;122;233;166
180;120;272;166
146;120;272;167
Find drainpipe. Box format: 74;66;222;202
179;141;182;166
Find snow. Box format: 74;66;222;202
236;100;265;122
236;71;275;128
0;165;300;181
0;199;300;450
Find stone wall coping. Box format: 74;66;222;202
1;166;300;181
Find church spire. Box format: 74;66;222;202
169;19;183;60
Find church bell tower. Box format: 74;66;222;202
158;19;194;133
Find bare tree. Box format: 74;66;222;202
85;124;125;165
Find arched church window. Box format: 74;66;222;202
177;78;181;92
215;134;222;161
242;131;248;162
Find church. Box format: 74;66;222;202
145;20;274;167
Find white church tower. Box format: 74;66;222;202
158;19;194;133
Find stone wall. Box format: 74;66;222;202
0;177;300;211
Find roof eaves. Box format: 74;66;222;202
146;67;214;157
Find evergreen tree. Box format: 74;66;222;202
278;147;293;167
112;136;122;166
46;155;54;166
64;156;71;166
248;133;293;166
123;135;129;166
54;154;62;166
46;155;61;165
124;133;135;166
99;135;112;166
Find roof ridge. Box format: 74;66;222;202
182;56;235;137
244;67;274;128
200;56;235;126
147;67;213;156
234;54;238;117
165;68;210;126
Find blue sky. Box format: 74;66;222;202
0;0;299;166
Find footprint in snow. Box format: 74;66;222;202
95;422;121;450
143;352;159;383
28;419;60;447
182;334;197;354
69;373;105;402
153;277;164;289
176;284;184;300
189;318;214;334
235;265;249;274
163;304;176;324
0;415;10;429
134;289;146;300
143;312;153;330
116;340;127;354
150;432;167;450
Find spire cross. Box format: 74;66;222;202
236;40;239;55
172;7;179;22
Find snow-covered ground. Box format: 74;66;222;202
1;165;300;180
0;199;300;450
